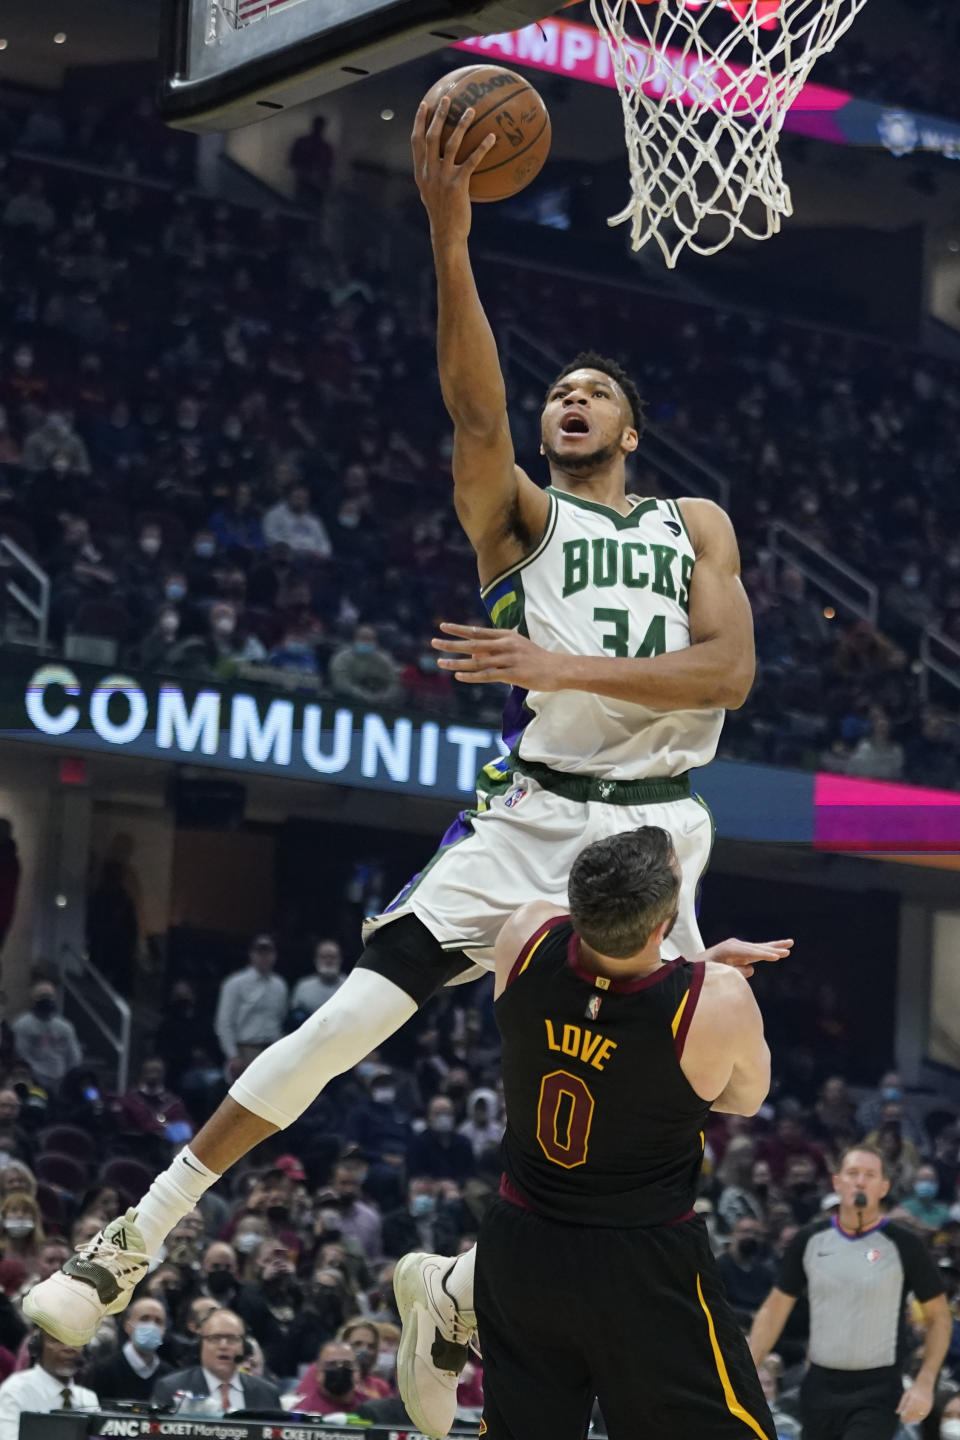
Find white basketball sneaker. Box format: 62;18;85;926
394;1252;477;1440
23;1209;150;1345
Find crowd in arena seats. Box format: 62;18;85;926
1;89;960;787
0;929;957;1433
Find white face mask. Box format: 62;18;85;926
941;1421;960;1439
5;1217;33;1237
234;1232;263;1254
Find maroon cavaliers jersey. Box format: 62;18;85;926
497;916;710;1227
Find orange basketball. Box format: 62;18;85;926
421;65;551;203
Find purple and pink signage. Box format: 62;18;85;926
454;15;960;157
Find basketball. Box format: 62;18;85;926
421;65;551;203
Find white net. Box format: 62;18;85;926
589;0;870;266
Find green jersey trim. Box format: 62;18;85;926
548;487;659;530
480;492;559;601
667;497;695;550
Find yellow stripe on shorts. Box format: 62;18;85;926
696;1274;769;1439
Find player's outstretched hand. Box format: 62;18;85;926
411;97;496;244
700;937;794;979
433;622;560;690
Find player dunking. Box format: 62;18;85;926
469;826;777;1440
24;95;786;1417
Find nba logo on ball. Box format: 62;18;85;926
865;1248;881;1264
504;785;528;809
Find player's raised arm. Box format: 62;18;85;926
411;99;549;573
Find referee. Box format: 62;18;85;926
749;1144;950;1439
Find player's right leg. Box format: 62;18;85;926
473;1198;595;1440
23;915;464;1345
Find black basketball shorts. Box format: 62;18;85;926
475;1197;776;1440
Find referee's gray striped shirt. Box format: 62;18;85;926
776;1216;943;1371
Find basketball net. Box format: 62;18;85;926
587;0;870;266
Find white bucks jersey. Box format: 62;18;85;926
480;487;725;779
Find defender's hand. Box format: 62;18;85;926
411;98;496;244
699;938;794;978
433;622;560;691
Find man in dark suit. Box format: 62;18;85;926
151;1308;282;1415
79;1296;173;1402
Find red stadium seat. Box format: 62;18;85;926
35;1152;89;1195
37;1126;98;1166
99;1158;154;1197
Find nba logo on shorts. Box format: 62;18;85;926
865;1248;881;1264
585;994;602;1021
504;785;528;809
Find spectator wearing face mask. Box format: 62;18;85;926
200;1242;241;1309
407;1096;476;1183
457;1088;504;1162
328;624;402;708
339;1318;392;1399
203;601;267;679
381;1178;444;1260
235;1240;311;1380
901;1166;951;1234
138;606;193;671
10;978;82;1092
0;1195;42;1276
293;1339;363;1416
185;526;220;601
78;1297;172;1402
123;521;168;607
289;939;345;1020
328;1162;382;1262
857;1073;927;1151
344;1069;413;1170
716;1218;777;1322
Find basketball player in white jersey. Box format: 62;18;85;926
24;97;787;1431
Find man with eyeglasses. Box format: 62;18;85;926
151;1308;282;1415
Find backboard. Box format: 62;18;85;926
159;0;553;131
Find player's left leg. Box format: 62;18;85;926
589;1218;776;1440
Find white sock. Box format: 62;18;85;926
133;1147;220;1257
229;968;417;1129
446;1245;476;1313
